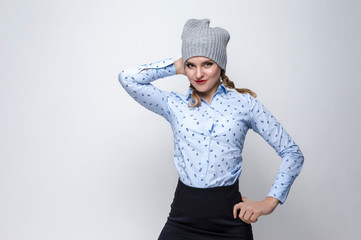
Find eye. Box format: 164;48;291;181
186;63;195;68
204;62;214;67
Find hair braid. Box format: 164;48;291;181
189;85;202;108
220;70;257;98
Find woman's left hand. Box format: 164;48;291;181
233;196;280;224
174;58;185;75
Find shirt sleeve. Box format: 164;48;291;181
247;94;304;204
118;58;176;122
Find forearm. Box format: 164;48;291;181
267;148;304;204
117;58;176;121
119;58;176;86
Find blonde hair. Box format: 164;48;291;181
189;69;257;108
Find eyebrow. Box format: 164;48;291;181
185;59;214;65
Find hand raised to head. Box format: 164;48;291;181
174;58;185;75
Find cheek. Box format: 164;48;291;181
185;70;195;81
205;65;220;75
207;69;221;79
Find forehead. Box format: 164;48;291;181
185;56;214;64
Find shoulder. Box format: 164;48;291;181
168;90;190;104
226;89;254;104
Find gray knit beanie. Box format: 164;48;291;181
181;18;230;71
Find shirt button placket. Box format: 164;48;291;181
202;111;213;187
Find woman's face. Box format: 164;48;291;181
185;56;222;101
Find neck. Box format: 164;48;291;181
197;81;222;104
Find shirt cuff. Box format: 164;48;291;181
138;57;174;69
137;58;176;79
267;172;296;204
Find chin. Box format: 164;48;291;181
193;86;208;93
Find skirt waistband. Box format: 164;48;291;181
176;178;239;196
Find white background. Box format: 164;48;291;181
1;0;360;239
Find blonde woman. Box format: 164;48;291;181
118;19;304;240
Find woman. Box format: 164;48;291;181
118;19;304;240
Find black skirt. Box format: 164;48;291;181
158;179;253;240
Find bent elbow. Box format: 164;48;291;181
118;71;126;86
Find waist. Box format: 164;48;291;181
176;178;240;197
173;157;243;188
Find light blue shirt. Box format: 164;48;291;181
118;58;304;204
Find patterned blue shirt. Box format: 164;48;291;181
118;58;304;204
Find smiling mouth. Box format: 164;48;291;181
195;80;207;84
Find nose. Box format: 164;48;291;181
195;67;204;79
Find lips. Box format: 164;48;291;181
195;80;207;84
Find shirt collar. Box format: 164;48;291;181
185;83;228;100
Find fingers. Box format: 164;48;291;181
233;202;250;224
233;203;240;219
238;204;252;224
174;58;185;75
250;212;260;223
233;201;261;224
243;208;253;222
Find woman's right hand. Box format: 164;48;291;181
174;58;185;75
